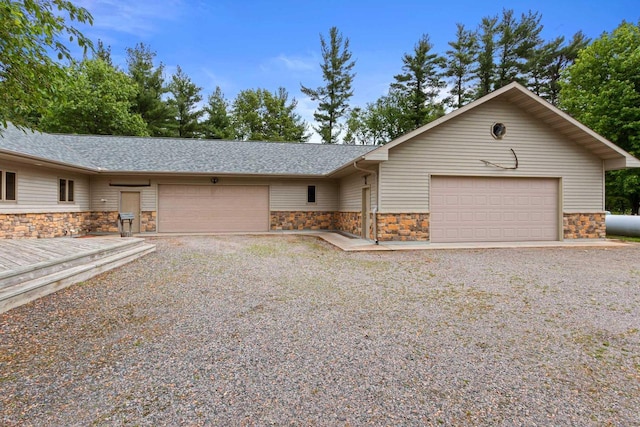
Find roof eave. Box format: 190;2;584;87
94;170;332;179
0;149;99;173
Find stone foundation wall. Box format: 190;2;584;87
334;211;361;236
270;211;335;231
0;212;92;239
141;211;157;232
90;211;120;233
377;213;430;242
563;212;606;239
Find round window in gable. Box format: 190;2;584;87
491;122;507;140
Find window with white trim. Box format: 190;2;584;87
59;178;75;202
0;170;16;201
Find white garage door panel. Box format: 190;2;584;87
158;185;269;232
431;177;559;243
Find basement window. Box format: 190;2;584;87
59;178;75;203
1;170;16;201
307;185;316;204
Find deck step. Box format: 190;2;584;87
0;238;147;290
0;242;155;314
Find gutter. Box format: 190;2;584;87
353;160;378;244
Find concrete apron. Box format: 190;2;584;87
143;231;630;252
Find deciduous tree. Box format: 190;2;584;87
560;21;640;214
39;58;148;135
0;0;93;130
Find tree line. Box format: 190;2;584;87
28;41;308;141
1;1;639;212
341;10;589;145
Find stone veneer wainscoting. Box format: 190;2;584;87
141;211;157;233
270;211;335;231
0;212;92;238
376;213;430;241
563;212;606;239
334;212;361;237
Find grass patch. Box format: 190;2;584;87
607;234;640;243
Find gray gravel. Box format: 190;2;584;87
1;235;639;426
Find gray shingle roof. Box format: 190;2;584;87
0;125;376;175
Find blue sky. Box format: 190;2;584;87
72;0;639;141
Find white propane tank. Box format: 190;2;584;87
605;214;640;237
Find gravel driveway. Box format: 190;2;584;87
1;235;639;426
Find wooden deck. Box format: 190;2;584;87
0;237;155;313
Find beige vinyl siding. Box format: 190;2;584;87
0;161;89;213
339;169;378;211
379;98;604;213
270;180;338;211
90;176;156;212
91;175;339;212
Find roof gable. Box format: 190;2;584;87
364;82;640;171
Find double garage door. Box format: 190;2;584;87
430;176;559;243
158;185;269;233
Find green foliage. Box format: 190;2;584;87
39;58;148;136
495;9;543;88
202;86;234;139
445;23;479;108
391;34;446;130
126;43;173;136
166;65;204;138
344;90;413;145
541;31;589;105
231;88;308;142
95;40;113;66
0;0;93;130
301;26;356;144
476;15;498;98
560;21;640;213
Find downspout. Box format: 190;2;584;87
353;160;379;244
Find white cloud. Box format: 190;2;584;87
75;0;184;36
275;54;316;71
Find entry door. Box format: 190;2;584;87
120;192;141;233
362;187;371;239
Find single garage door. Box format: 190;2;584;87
430;176;559;243
158;185;269;232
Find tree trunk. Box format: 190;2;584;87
632;194;640;215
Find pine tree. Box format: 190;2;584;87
543;31;589;105
391;34;445;130
495;9;543;88
301;26;356;144
202;86;233;139
126;43;172;136
445;23;479;108
476;15;498;98
166;65;203;138
95;40;113;66
231;88;308;142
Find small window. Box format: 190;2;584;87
0;170;16;201
307;185;316;204
491;122;507;140
59;178;75;203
